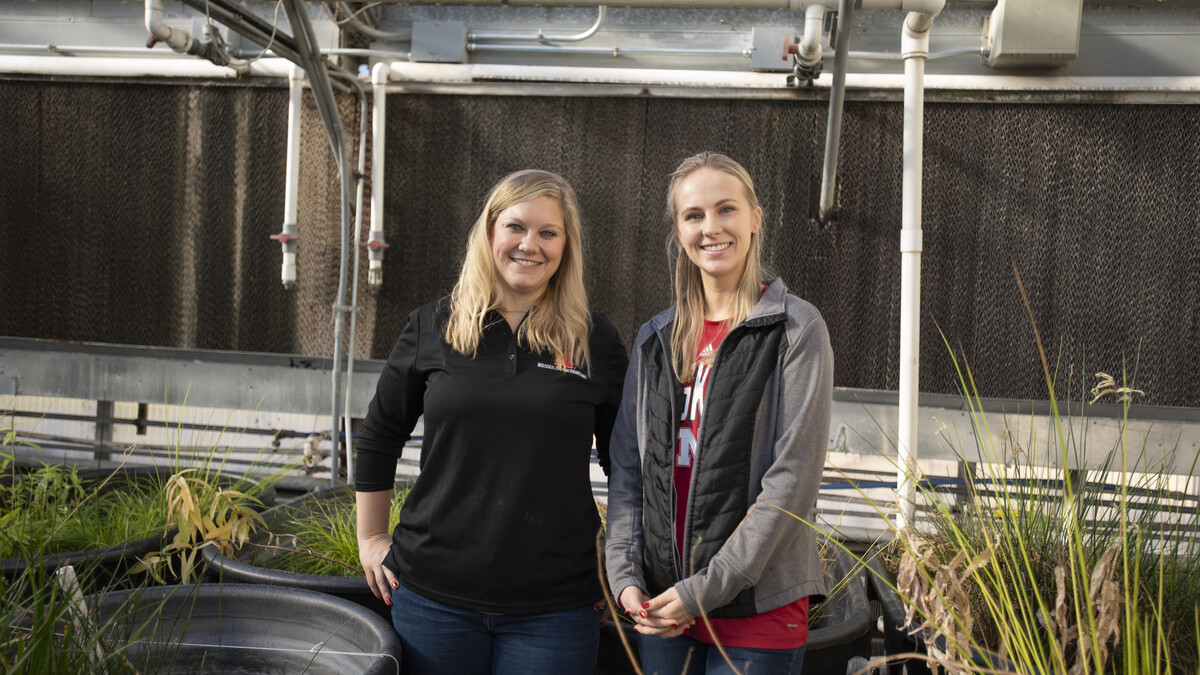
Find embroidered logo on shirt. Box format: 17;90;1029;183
537;362;589;380
697;343;714;359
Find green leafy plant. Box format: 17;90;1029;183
132;468;267;584
832;270;1200;675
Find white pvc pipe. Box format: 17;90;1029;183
386;62;788;88
279;64;304;289
368;62;390;291
0;55;290;78
795;3;826;69
896;14;932;531
144;0;193;54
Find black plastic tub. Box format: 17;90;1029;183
1;466;275;587
866;547;1018;675
798;546;873;674
202;484;389;619
87;583;402;675
596;546;872;675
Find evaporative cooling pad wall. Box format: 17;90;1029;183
1;80;1197;407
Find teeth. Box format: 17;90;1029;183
701;243;731;252
512;258;540;266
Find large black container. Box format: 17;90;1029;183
865;547;1018;675
1;466;275;586
87;583;402;674
202;484;389;619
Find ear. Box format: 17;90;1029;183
751;206;763;234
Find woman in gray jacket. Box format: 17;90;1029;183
605;152;834;675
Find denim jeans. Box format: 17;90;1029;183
390;582;600;675
636;632;805;675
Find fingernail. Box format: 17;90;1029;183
633;626;640;632
385;598;392;606
672;623;678;627
624;609;631;615
639;610;647;618
642;602;650;609
391;581;398;589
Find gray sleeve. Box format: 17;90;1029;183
604;323;654;601
674;312;834;616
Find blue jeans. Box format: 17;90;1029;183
636;632;805;675
390;583;599;675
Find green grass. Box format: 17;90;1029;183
0;466;168;561
258;484;409;577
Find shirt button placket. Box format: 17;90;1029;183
506;341;517;376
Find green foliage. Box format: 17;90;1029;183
874;301;1200;674
258;485;409;577
0;465;169;562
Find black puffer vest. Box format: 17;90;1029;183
640;313;786;619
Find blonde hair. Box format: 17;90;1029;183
665;152;767;383
444;169;592;372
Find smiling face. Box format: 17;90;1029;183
490;195;566;308
672;167;763;289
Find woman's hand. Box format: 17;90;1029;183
627;586;695;638
359;532;398;605
618;586;649;618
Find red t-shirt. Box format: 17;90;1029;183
673;319;809;649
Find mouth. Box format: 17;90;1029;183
510;257;542;267
700;243;732;253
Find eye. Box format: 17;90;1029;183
719;205;735;214
540;229;559;239
683;212;703;221
504;223;525;233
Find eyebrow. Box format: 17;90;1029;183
679;198;739;212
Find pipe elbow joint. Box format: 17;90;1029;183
371;62;390;86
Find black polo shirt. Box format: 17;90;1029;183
356;299;627;614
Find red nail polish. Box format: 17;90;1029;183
642;602;650;609
633;626;640;632
672;623;678;627
639;610;647;618
391;581;399;589
385;598;392;606
624;609;631;615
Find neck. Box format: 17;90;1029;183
497;289;541;331
700;274;741;322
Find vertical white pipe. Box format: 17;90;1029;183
368;62;390;290
796;3;827;67
279;64;304;288
144;0;194;54
896;16;930;531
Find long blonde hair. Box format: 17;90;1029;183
665;152;767;383
444;169;592;372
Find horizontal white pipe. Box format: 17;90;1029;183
387;62;787;87
845;74;1200;92
0;55;289;78
0;43;190;57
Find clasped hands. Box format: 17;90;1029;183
618;585;696;638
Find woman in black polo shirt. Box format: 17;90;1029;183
354;169;627;675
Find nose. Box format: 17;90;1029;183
518;230;537;252
701;211;722;237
